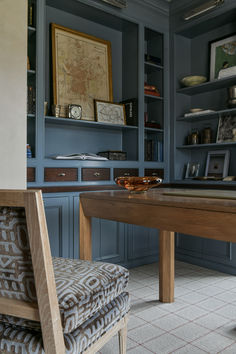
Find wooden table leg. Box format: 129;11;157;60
159;230;175;303
79;201;92;260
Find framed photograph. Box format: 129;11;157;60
52;23;113;121
95;100;126;125
185;162;200;179
216;115;236;143
210;34;236;81
205;150;230;178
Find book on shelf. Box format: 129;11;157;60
144;89;161;97
52;153;108;161
144;138;163;162
120;98;138;126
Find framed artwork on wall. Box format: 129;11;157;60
216;115;236;143
94;100;126;125
51;23;113;121
205;150;230;178
209;34;236;81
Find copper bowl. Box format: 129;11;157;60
115;176;162;192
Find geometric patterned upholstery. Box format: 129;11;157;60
53;257;129;333
0;292;130;353
0;207;36;302
0;203;130;352
0;257;129;334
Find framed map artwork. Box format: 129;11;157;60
52;24;113;121
95;100;126;125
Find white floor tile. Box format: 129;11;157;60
152;313;188;331
128;323;164;344
192;332;234;353
143;333;186;354
172;343;209;353
175;305;208;321
193;313;231;330
171;322;210;342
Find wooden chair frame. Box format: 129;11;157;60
0;190;128;354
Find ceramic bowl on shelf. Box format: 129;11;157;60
189;108;203;113
181;75;207;87
115;176;162;192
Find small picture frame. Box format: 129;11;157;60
94;100;126;125
216;115;236;143
205;150;230;178
185;162;200;179
209;34;236;81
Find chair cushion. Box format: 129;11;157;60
0;292;129;354
53;257;129;333
0;257;129;334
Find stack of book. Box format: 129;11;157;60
144;83;160;97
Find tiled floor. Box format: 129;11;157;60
100;261;236;354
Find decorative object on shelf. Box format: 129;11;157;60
184;109;215;117
52;24;113;121
183;0;224;21
205;150;230;178
51;104;61;118
185;162;200;179
216;114;236;143
210;34;236;81
44;101;48;116
227;86;236;108
190;130;200;145
68;104;82;120
144;54;162;66
59;105;68;118
26;144;32;158
98;150;127;160
223;176;236;181
201;127;212;144
94;100;126;125
27;86;36;114
28;0;35;27
100;0;127;8
115;176;162;193
181;75;207;87
27;56;31;70
120;98;138;126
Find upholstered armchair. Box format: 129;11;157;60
0;190;129;353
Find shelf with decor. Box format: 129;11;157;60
172;4;236;183
144;27;164;163
45;116;138;130
27;0;37;159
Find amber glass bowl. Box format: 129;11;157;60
115;176;162;192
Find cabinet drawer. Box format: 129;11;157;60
44;168;78;182
82;168;110;181
27;167;35;182
144;168;164;179
113;168;139;179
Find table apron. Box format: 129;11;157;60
80;198;236;242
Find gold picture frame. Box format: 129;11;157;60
95;100;126;125
51;23;113;121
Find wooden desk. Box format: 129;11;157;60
79;188;236;303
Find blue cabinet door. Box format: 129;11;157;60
127;224;159;267
44;196;71;258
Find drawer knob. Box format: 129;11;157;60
124;172;130;176
94;172;100;177
58;173;66;177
